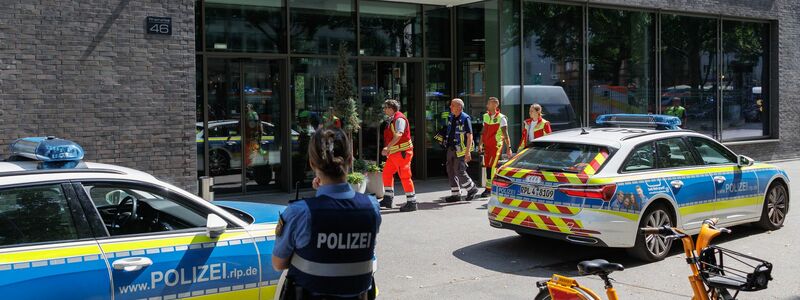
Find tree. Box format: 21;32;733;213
332;42;361;138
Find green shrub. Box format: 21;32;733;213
347;172;365;185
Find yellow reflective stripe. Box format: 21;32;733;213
495;209;510;221
509;199;523;207
388;141;413;152
541;171;558;182
512;171;527;178
588;164;776;184
679;196;761;216
563;173;583;184
510;211;527;225
583;164;597;175
545;204;562;214
587;209;639;221
550;217;570;233
99;231;251;253
0;244;101;264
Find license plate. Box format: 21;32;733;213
519;185;555;200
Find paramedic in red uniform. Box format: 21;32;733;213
478;97;512;198
379;99;417;212
518;103;552;152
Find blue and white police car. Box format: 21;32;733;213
488;114;790;261
0;137;286;299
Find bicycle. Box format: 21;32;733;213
534;219;773;300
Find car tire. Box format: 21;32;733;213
208;150;230;176
756;182;788;231
627;203;675;262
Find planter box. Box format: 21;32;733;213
350;176;368;194
365;171;384;198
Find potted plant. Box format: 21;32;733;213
363;161;384;198
347;172;368;193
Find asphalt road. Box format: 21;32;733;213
372;161;800;300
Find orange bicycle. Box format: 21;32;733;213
534;219;773;300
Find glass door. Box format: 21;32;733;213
359;61;421;174
204;58;284;194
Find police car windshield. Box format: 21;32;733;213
510;142;611;173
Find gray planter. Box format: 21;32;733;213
365;171;384;198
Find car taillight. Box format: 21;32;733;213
493;176;513;188
559;184;617;202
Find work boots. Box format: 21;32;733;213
465;187;479;201
399;201;418;212
379;195;393;209
479;188;492;198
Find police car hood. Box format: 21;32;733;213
215;201;285;224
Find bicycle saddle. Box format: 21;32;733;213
577;259;624;276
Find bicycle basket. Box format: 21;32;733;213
698;245;773;292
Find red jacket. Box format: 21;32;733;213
518;117;551;151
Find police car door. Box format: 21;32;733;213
75;181;262;300
653;138;717;230
687;137;760;225
0;183;112;300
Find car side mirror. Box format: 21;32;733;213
737;155;754;167
206;214;228;238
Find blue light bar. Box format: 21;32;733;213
9;137;85;162
595;114;682;130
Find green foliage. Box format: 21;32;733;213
346;172;366;185
365;162;382;173
353;159;368;173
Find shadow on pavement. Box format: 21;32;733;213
380;200;471;215
452;223;774;279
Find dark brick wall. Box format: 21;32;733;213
0;1;197;191
587;0;799;162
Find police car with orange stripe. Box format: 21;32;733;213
0;137;286;299
488;114;790;262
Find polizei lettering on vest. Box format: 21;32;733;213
316;232;372;249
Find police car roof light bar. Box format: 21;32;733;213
595;114;682;130
9;136;85;162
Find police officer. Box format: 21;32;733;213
272;128;381;300
444;98;479;202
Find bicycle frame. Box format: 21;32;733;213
539;222;725;300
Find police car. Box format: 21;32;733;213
0;137;286;299
488;114;790;261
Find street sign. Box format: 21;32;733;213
146;16;172;35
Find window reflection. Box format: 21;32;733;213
521;1;583;132
722;21;770;140
425;6;451;58
290;0;356;55
661;14;718;138
359;1;421;57
291;58;356;187
425;62;451;177
205;0;285;53
588;8;655;123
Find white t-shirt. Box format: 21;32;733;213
526;119;538;142
394;118;406;133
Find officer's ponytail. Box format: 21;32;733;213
308;128;352;180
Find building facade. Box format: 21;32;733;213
1;0;795;194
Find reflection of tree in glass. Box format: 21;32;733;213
661;15;717;95
360;9;420;57
289;1;356;54
588;9;653;86
515;2;582;62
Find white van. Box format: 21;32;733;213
502;85;579;131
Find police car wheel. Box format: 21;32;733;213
208;150;230;176
628;203;675;262
756;182;788;231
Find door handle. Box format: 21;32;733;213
112;257;153;272
670;180;684;189
713;176;726;184
226;141;237;146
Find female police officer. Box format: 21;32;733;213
272;127;381;300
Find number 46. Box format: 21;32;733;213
150;24;169;34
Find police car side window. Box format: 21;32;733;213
84;183;208;237
688;137;737;165
655;138;700;168
0;185;79;247
622;143;656;172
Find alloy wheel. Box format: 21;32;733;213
767;185;788;227
644;210;672;257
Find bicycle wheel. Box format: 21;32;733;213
534;288;551;300
710;287;735;300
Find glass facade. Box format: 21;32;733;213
195;0;775;194
359;1;422;57
661;14;718;138
722;21;770;141
588;8;656;122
